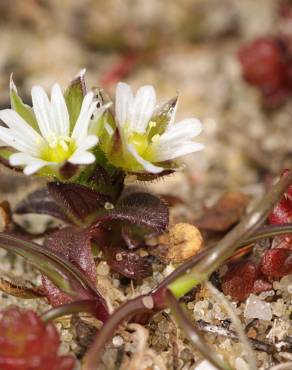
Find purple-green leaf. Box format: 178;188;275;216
92;192;169;231
0;232;109;321
102;244;152;279
15;187;69;222
42;227;98;306
48;182;110;225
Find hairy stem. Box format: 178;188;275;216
168;171;292;297
42;299;103;323
165;290;231;370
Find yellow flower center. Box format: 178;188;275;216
128;132;148;155
40;135;76;163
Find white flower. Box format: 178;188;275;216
0;81;100;175
114;82;204;173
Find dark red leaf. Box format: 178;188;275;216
42;227;102;309
0;232;108;321
15;187;68;222
0;308;75;370
48;182;110;225
238;37;291;107
121;226;146;249
59;162;79;180
221;260;259;301
92;192;169;231
260;248;292;278
268;197;292;224
102;245;152;279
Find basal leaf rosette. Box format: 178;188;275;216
101;82;204;175
0;70;106;179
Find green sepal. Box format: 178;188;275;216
149;95;178;138
64;69;86;133
0;147;15;162
10;77;38;131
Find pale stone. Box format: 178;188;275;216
244;294;272;321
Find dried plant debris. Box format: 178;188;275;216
194;192;251;232
149;223;204;264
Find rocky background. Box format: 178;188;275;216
0;1;291;369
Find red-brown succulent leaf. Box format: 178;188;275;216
221;260;259;301
238;37;291;107
0;308;75;370
260;248;292;278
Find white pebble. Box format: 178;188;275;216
244;294;272;321
112;335;124;347
235;358;249;370
195;360;218;370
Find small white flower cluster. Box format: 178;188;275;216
114;82;204;173
0;70;204;177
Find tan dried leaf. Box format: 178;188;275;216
0;201;11;232
194;192;250;231
0;276;44;299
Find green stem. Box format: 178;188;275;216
83;295;152;370
169;171;292;298
42;299;101;323
237;223;292;247
165;290;231;370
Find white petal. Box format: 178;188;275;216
0;127;38;155
76;135;98;151
130;85;156;133
88;103;112;135
71;92;96;142
31;86;53;140
9;153;50;175
50;83;69;136
115;82;133;128
153;141;205;162
23;161;49;175
160;118;202;143
68;151;96;164
0;139;7;147
9;152;38;165
0;109;43;146
126;143;163;173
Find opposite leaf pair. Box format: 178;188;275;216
15;181;169;308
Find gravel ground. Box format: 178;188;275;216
0;1;291;369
